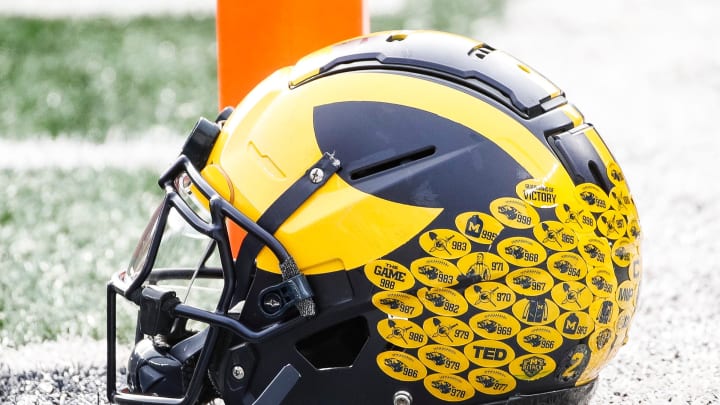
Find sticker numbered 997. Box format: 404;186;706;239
468;368;517;396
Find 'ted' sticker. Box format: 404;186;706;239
516;179;560;208
418;344;469;374
372;291;423;318
417;287;468;316
575;183;610;213
490;197;539;229
376;318;427;349
411;257;460;288
468;368;517;395
497;237;547;267
547;252;588;281
455;212;504;244
464;339;515;368
456;252;509;282
423;373;475;402
419;229;471;259
533;221;578;251
376;351;427;382
422;316;473;347
363;260;414;291
509;354;556;381
470;311;521;340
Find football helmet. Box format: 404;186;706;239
107;30;641;404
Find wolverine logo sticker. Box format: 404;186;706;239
575;183;609;213
376;318;427;349
454;212;504;244
506;268;554;296
364;259;415;291
418;344;469;374
509;354;556;381
456;252;509;282
464;282;516;311
422;316;473;346
411;257;461;288
533;221;578;251
497;237;547;267
516;179;560;208
372;291;423;318
547;252;588;281
611;237;635;267
376;351;427;382
586;268;617;298
418;287;469;316
423;373;475;402
470;311;521;340
606;162;625;185
419;229;471;259
516;326;564;354
579;237;612;268
489;197;539;229
469;368;517;396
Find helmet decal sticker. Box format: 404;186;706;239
454;212;504;245
456;252;509;282
516;179;560;208
506;268;555;296
489;197;539;229
578;236;612;268
550;281;593;311
423;373;475;402
547;252;588;281
418;287;469;317
555;202;596;234
512;298;560;326
516;326;564;354
377;318;428;349
418;344;470;374
586;268;618;298
532;221;578;251
609;185;633;215
606;161;625;186
376;351;428;382
597;210;627;240
611;237;634;267
589;298;618;328
464;339;515;368
422;316;473;346
469;311;521;340
411;257;461;288
509;354;556;381
615;280;636;310
588;327;615;353
555;311;595;339
468;368;517;395
575;183;610;213
464;282;516;311
419;229;471;259
372;291;424;318
364;259;415;291
497;237;547;267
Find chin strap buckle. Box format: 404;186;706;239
258;258;315;318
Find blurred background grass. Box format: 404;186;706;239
0;0;506;347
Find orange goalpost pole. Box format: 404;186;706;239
216;0;367;109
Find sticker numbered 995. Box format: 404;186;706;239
376;351;427;382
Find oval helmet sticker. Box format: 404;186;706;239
454;212;504;244
550;281;593;311
497;237;547;267
586;267;618;298
423;373;475;402
615;280;636;310
464;339;515;368
468;368;517;396
422;316;474;347
516;326;564;354
555;311;594;339
376;351;427;382
611;237;634;267
589;298;619;328
419;229;471;259
597;210;627;240
578;236;612;269
533;221;578;251
376;318;428;349
411;257;461;288
555;202;596;234
464;281;516;311
456;252;509;282
508;354;556;381
364;259;415;291
511;298;560;326
418;344;470;374
516;179;560;208
372;291;423;318
489;197;540;229
547;252;588;281
575;183;610;213
506;268;555;296
470;311;522;340
417;287;469;317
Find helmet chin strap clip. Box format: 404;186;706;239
258;257;315;319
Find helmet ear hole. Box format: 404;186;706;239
296;317;369;369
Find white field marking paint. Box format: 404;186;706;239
0;135;182;171
0;0;214;18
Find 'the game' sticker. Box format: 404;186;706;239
376;351;427;382
423;373;475;402
516;326;564;354
468;368;517;396
547;252;588;281
455;212;504;244
372;291;423;318
489;197;540;229
470;311;521;340
418;287;469;317
364;259;415;291
516;179;560;208
506;268;554;296
376;318;427;349
418;344;469;374
464;339;515;368
456;252;509;282
497;237;547;267
411;257;461;288
419;229;471;259
509;354;556;381
423;316;474;347
464;282;516;311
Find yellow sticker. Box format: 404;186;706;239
419;229;472;259
489;197;540;229
609;185;633;216
372;291;423;318
588;327;615;352
516;179;560;208
509;354;556;381
363;259;415;291
578;237;612;269
454;212;504;244
377;318;428;349
615;309;633;335
597;210;627;240
464;282;516;311
626;218;641;241
555;202;596;234
418;344;470;374
611;237;634;267
497;237;547;267
470;311;521;340
376;351;427;382
456;252;509;282
555;311;594;339
464;339;515;368
590;298;619;328
575;183;610;213
533;221;578;251
506;268;555;296
606;161;626;185
586;268;617;298
411;257;461;288
512;298;560;326
547;252;588;281
550;281;593;311
468;368;517;396
418;287;469;317
423;316;474;347
615;280;636;310
516;326;564;354
423;373;475;402
628;257;642;282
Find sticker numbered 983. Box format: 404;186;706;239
376;351;427;382
419;229;471;259
411;257;460;288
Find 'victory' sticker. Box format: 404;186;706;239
516;179;560;208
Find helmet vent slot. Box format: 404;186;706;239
349;146;436;180
468;43;495;59
296;317;369;369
